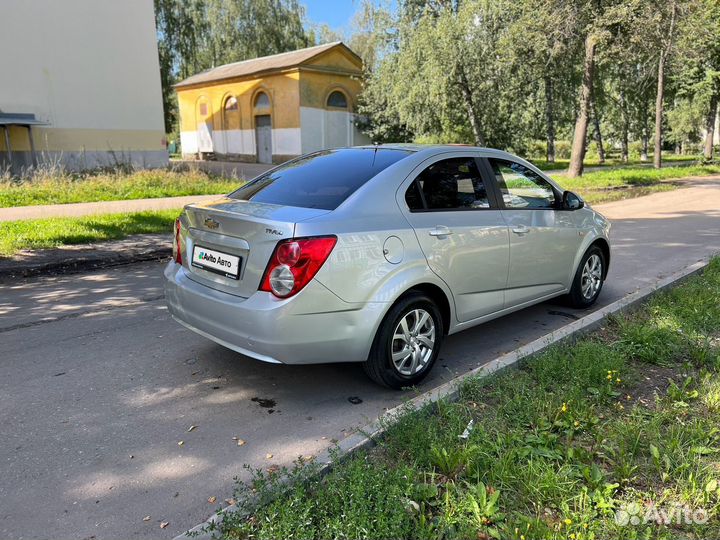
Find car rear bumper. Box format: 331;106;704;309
164;261;387;365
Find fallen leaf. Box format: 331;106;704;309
237;439;246;446
160;522;169;529
187;425;197;432
265;453;273;459
207;496;217;504
224;498;236;506
178;441;184;446
142;516;151;522
266;465;280;474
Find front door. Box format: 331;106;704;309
485;158;582;306
401;155;509;322
255;115;272;164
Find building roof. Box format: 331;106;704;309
0;112;47;126
174;42;362;89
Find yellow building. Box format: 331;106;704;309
0;0;167;172
175;42;371;164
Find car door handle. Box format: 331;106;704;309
512;225;530;235
429;226;453;237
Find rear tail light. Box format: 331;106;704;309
173;218;183;264
260;236;337;298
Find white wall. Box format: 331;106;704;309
181;127;301;157
300;107;370;154
0;0;165;133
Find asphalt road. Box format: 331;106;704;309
1;178;719;540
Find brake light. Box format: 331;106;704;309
260;236;337;298
173;218;183;264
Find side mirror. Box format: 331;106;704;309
562;190;584;210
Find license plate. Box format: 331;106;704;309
191;245;241;280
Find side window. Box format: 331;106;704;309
405;157;490;211
490;159;556;209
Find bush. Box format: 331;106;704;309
554;140;572;159
526;139;572;160
628;141;646;159
526;140;547;159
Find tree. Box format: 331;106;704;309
651;0;679;168
504;0;581;162
154;0;205;133
674;0;720;161
567;32;597;177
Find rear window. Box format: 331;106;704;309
228;148;412;210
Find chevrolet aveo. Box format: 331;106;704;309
165;145;611;388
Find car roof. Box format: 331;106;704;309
355;143;526;161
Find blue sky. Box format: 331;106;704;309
302;0;357;30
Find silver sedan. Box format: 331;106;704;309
164;145;611;388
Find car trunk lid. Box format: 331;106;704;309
181;197;329;298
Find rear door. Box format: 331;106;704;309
400;154;509;322
482;158;583;306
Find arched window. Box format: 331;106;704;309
224;96;238;111
223;96;240;130
326;90;348;109
254;92;270;110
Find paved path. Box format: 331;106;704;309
1;179;719;539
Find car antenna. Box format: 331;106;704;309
372;142;379;166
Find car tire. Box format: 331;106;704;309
363;292;444;389
566;245;606;309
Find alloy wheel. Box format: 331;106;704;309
581;253;603;300
391;308;435;376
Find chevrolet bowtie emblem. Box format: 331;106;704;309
204;218;220;230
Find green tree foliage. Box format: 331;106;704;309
355;0;720;174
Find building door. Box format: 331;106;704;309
255;115;272;164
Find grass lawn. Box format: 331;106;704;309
0;168;240;208
218;258;720;540
550;164;720;205
0;209;180;257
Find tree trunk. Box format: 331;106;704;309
653;54;666;169
620;90;629;163
591;99;605;163
568;35;596;178
458;66;485;147
654;1;677;169
704;93;718;161
641;103;649;162
544;76;556;163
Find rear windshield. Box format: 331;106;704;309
228;148;412;210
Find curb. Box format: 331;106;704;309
0;233;171;280
176;257;711;540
